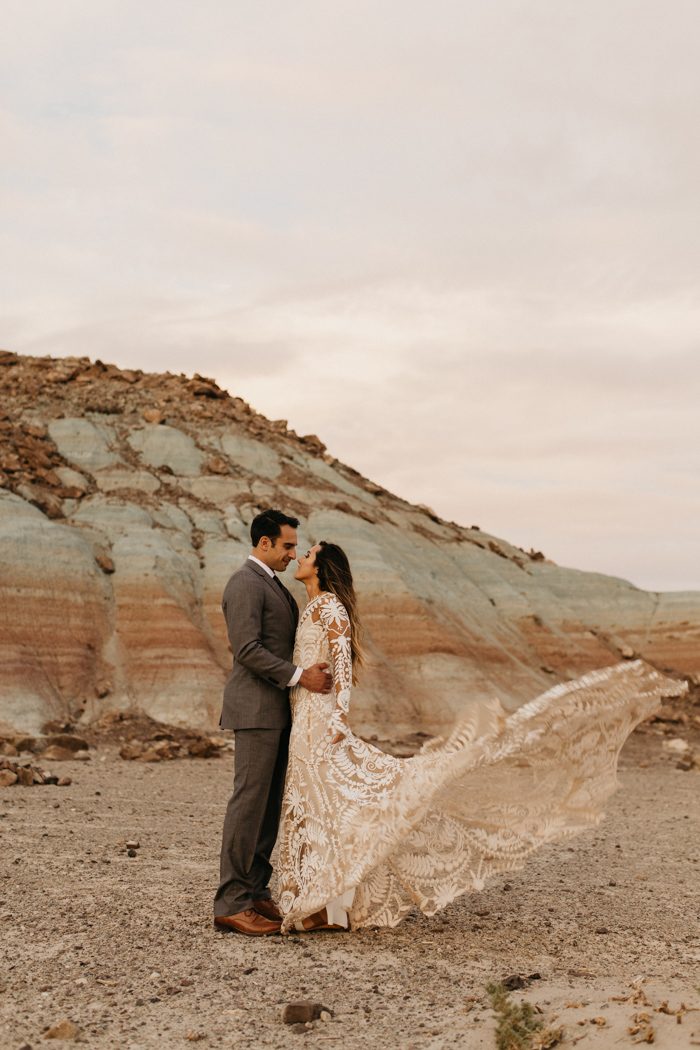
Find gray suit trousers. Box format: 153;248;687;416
213;727;290;916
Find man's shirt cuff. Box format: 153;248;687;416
287;666;302;688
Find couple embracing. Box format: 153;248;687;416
213;509;684;936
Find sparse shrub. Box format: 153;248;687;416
486;983;563;1050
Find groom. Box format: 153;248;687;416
213;508;332;935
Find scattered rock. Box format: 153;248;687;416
41;746;78;762
44;1018;80;1040
0;756;71;787
663;738;690;754
119;733;223;762
16;766;35;786
125;839;140;850
57;777;72;787
13;736;37;753
298;433;326;455
188;376;228;399
95;552;115;573
503;970;531;986
42;734;89;753
41;721;75;735
142;408;164;424
282;1001;332;1025
205;455;229;475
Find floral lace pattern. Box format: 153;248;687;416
276;593;687;930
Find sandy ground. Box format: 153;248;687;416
1;731;698;1050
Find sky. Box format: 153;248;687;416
2;1;699;592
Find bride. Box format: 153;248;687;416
276;541;685;933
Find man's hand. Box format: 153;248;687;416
300;662;333;693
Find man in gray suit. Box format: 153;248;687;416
214;509;332;935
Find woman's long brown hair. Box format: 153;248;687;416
315;541;364;683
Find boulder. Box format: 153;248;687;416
48;418;121;471
128;424;204;475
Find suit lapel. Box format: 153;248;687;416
246;561;297;626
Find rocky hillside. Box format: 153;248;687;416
1;350;698;736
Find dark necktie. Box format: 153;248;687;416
273;576;296;613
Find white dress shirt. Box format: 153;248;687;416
248;556;302;687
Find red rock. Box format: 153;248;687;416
142;408;164;424
13;736;36;752
44;1018;81;1039
44;734;89;752
41;745;78;762
282;1001;331;1024
205;455;229;475
95;553;115;573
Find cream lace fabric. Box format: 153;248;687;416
276;592;687;931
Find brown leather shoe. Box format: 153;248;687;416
254;899;283;922
214;908;281;936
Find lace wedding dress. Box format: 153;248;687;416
276;592;686;931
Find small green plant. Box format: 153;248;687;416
486;983;563;1050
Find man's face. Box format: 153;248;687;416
258;525;298;572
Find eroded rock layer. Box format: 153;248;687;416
1;350;698;735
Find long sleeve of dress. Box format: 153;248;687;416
318;596;352;736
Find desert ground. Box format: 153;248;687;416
1;726;698;1050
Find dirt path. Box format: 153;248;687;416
1;733;698;1049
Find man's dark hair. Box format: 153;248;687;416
250;509;300;547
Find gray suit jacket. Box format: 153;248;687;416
219;560;300;730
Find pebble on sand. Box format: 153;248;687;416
44;1018;80;1040
282;1001;333;1025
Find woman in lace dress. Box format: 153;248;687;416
276;542;685;933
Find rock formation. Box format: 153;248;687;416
1;349;698;736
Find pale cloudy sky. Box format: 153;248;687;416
2;1;699;591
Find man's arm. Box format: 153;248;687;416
224;574;296;689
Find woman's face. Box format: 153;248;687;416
294;543;322;581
